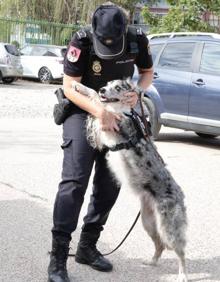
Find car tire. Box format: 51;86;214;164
38;67;53;83
142;97;161;140
195;132;218;139
2;77;15;84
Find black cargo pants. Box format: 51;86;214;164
52;112;120;240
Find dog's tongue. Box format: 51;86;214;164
100;95;108;102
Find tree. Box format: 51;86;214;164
142;0;220;33
141;6;160;28
0;0;142;24
113;0;139;23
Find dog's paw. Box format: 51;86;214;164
177;273;188;282
142;259;158;267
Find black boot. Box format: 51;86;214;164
75;231;113;272
48;237;70;282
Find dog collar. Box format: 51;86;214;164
105;135;140;152
103;109;151;152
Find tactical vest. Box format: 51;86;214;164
76;26;142;92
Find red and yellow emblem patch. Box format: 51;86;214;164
67;46;81;62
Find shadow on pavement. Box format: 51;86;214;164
186;256;220;281
69;248;220;282
157;131;220;151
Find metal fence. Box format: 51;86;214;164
0;17;150;48
0;18;80;47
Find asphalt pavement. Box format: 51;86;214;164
0;80;220;282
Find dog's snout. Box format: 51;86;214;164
99;88;106;94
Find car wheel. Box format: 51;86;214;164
2;77;15;84
38;67;53;83
142;97;161;140
195;132;218;139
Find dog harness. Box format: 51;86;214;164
105;110;151;152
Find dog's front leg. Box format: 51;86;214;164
71;81;98;99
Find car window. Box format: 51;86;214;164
20;46;32;55
158;42;195;71
46;47;66;57
43;50;57;56
200;43;220;76
30;46;48;56
46;47;60;57
150;44;163;62
5;44;20;56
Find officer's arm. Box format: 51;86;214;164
63;74;121;131
137;67;154;90
63;74;104;118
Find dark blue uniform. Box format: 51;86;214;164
52;27;153;239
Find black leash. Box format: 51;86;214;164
67;211;140;257
103;211;140;256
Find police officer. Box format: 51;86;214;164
48;3;153;282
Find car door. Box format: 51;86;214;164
21;45;47;77
153;42;196;124
20;45;33;76
189;42;220;130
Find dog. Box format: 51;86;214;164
72;79;188;282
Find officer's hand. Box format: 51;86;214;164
98;108;121;132
122;91;139;108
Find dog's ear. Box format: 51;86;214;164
126;77;131;84
125;77;133;90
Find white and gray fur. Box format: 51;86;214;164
72;79;188;282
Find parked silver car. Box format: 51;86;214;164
0;42;23;84
20;44;66;83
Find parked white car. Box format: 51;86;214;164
20;44;67;83
0;42;23;84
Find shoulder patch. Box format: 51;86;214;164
76;30;87;40
67;46;81;63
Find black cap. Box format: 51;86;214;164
92;5;127;60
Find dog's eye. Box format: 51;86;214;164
115;85;122;92
100;88;106;94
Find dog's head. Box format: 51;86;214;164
99;79;134;103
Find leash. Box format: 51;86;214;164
67;211;140;257
68;211;141;257
138;91;152;139
103;211;140;256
